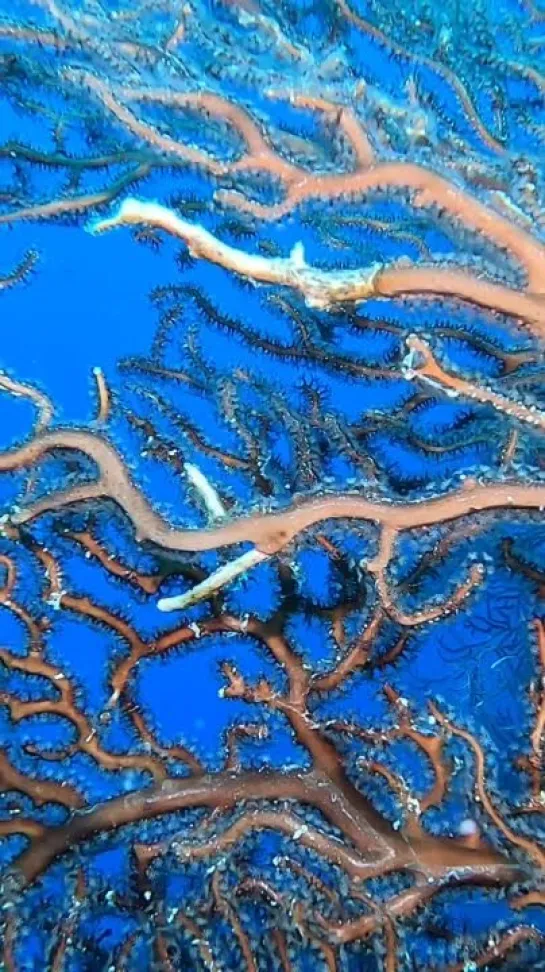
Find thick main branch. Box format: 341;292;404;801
8;768;517;893
3;428;545;555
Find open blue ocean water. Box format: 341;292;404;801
1;0;545;968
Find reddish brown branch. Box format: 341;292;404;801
441;925;544;971
511;889;545;909
0;819;46;840
275;856;340;910
319;883;444;945
173;807;370;875
174;912;217;971
0;647;167;783
224;722;269;771
312;609;384;692
120;694;204;775
7;767;519;893
0;552;48;652
431;703;545;868
0;751;83;810
211;871;257;972
64;529;163;594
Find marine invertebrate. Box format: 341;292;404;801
1;0;545;968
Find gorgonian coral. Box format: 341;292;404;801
0;0;545;968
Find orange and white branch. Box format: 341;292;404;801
90;198;382;310
403;335;545;431
90;197;545;333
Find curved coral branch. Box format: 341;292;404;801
431;703;545;869
1;4;544;965
2;427;545;558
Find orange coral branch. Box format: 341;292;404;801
311;609;384;692
336;0;507;158
320;884;441;945
92;366;111;425
70;73;299;182
367;525;485;627
173;807;373;876
0;552;48;652
214;158;545;286
405;336;545;431
0;647;167;782
384;686;451;815
3;428;545;557
268;91;375;167
0;372;53;433
64;529;163;594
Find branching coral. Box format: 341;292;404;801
1;0;545;968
